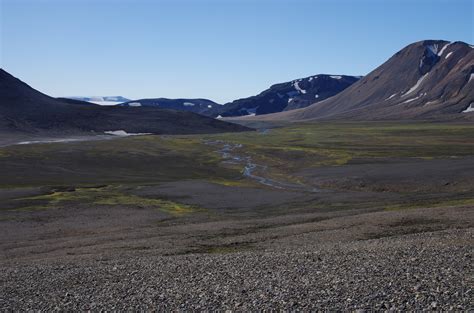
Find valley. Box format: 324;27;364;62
1;4;472;307
1;121;473;310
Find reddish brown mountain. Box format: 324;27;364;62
242;40;474;121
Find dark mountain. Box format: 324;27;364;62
0;69;250;135
253;40;474;121
120;98;219;116
118;75;359;118
56;97;95;105
218;74;360;117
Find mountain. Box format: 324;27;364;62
247;40;474;121
120;98;219;115
0;69;250;135
65;96;131;105
118;75;359;118
218;74;360;117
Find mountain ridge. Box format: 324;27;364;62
0;69;250;135
232;40;474;122
119;74;360;117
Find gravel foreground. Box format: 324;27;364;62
1;228;472;311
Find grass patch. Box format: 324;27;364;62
1;122;473;196
13;186;201;215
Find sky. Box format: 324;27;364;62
1;0;473;103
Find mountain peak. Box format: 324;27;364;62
243;39;473;122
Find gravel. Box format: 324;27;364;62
1;228;472;310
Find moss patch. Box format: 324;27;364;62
14;186;200;215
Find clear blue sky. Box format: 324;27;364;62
1;0;473;103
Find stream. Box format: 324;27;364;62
203;139;317;192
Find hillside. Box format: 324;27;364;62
218;74;360;117
237;40;473;122
0;69;250;135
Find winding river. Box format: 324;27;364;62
203;139;317;192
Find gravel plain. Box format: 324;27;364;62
1;225;472;310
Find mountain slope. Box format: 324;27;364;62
218;74;360;117
120;98;219;116
242;40;474;121
0;69;250;135
118;75;359;118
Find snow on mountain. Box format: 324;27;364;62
66;96;131;105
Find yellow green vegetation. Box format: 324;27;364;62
205;122;474;165
199;122;474;185
1;122;473;188
15;186;199;215
207;178;257;188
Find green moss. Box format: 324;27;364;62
1;122;473;190
95;194;197;215
14;186;200;215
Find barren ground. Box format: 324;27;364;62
1;122;473;310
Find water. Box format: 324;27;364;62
203;139;317;192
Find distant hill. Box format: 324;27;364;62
119;75;360;118
120;98;219;115
218;74;360;117
245;40;474;121
0;69;250;135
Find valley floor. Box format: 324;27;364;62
0;122;473;310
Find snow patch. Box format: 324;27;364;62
17;138;84;145
216;115;223;119
426;44;439;55
183;102;195;106
462;103;474;113
469;73;474;83
89;101;123;106
437;43;451;56
402;96;421;104
288;98;293;103
293;81;307;94
315;94;319;99
207;105;212;108
104;130;151;136
445;52;453;59
128;102;142;107
402;73;429;97
385;93;397;101
330;75;342;80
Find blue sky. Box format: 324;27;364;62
1;0;473;103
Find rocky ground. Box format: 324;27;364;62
1;205;472;310
1;123;473;310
